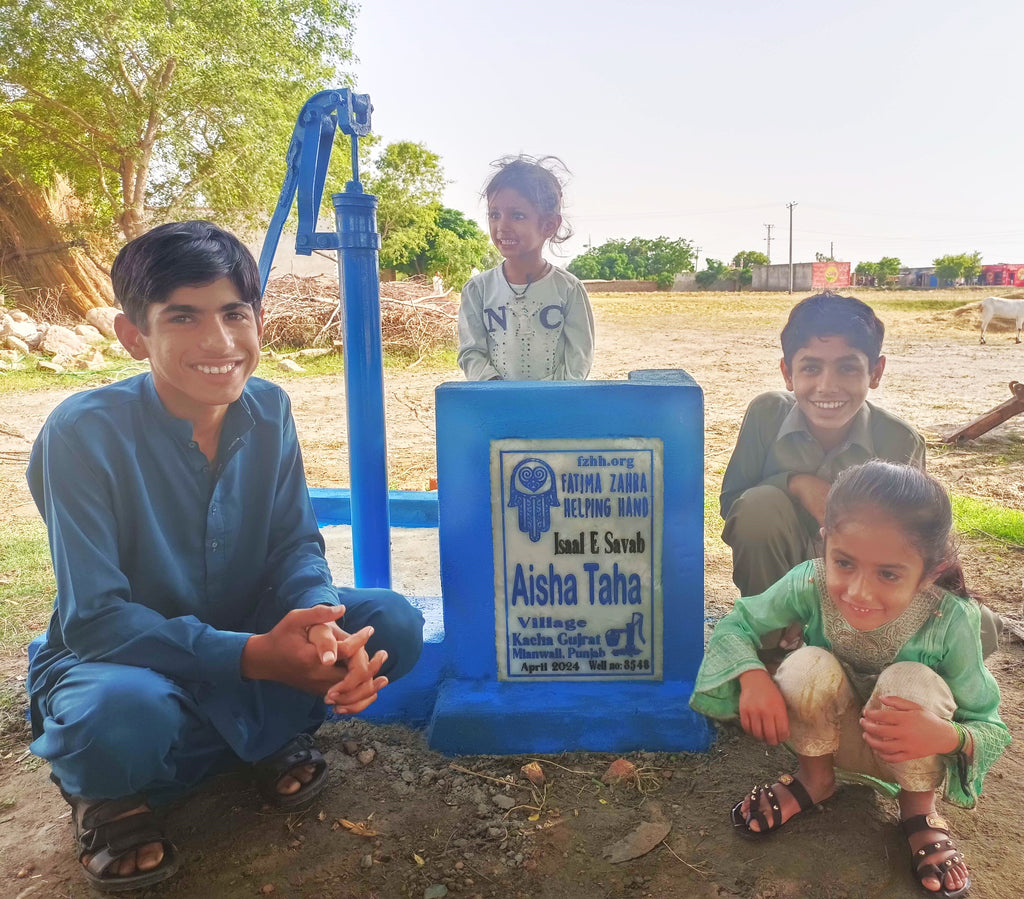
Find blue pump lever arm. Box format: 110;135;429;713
258;89;372;294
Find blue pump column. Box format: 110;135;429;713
334;184;391;588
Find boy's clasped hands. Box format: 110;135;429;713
240;604;389;714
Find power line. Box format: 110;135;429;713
573;202;779;221
801;202;1024;226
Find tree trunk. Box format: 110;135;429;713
0;166;114;317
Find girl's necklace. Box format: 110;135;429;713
503;261;550;299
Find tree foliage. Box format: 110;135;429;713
933;252;983;284
567;237;694;288
876;256;902;283
404;207;498;288
0;0;355;239
723;250;770;290
367;142;445;273
731;250;769;269
363;145;495;287
695;258;728;288
855;256;901;286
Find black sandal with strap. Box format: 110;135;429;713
58;786;180;893
253;732;329;809
730;773;818;839
901;813;972;898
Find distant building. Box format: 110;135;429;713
896;263;1024;289
898;267;937;288
751;261;851;291
980;263;1024;287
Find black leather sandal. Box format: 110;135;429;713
901;813;971;898
253;732;329;809
730;773;819;838
60;788;180;893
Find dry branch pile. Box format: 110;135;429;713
261;275;340;347
261;274;458;359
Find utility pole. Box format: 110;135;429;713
763;224;774;263
694;245;701;272
786;201;798;293
830;240;834;260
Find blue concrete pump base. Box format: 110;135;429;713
427;679;715;755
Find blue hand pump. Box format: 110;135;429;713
258;89;391;588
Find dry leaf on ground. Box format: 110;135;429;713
336;818;379;837
602;820;672;863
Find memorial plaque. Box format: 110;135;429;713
491;438;663;681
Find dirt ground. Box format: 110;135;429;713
1;289;1023;898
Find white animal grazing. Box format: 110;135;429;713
979;296;1024;344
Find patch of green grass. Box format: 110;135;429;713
390;345;459;371
0;518;54;654
0;517;50;760
0;361;147;394
2;342;458;394
952;494;1024;547
257;344;459;380
703;487;724;547
256;350;345;379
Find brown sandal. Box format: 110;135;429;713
901;813;971;898
730;773;817;838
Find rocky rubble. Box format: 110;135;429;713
1;308;125;373
0;306;333;375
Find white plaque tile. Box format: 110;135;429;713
491;439;663;681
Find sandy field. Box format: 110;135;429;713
0;288;1022;898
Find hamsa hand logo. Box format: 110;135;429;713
508;458;559;542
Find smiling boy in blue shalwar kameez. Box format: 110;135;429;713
26;221;423;892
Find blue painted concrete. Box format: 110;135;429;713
427;679;715;755
425;375;713;753
310;489;438;528
405;594;445;645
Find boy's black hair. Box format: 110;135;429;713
780;293;884;367
111;221;261;329
483;155;573;245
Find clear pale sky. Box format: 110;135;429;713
349;0;1023;270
